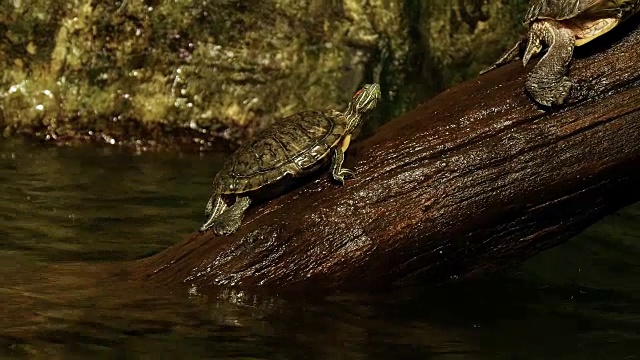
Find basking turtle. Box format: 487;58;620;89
482;0;640;107
200;83;381;235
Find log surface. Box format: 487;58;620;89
136;19;640;293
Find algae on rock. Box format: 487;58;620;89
0;0;529;150
413;0;529;98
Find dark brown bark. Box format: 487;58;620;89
135;19;640;293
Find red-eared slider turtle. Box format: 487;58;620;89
482;0;640;107
200;83;381;235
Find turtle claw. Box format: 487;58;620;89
340;168;355;179
204;196;251;236
553;77;573;105
213;217;242;235
332;168;355;185
479;64;497;75
526;75;573;107
332;174;345;185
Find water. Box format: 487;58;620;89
1;139;639;359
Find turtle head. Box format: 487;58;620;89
346;83;381;131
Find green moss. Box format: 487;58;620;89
0;0;529;149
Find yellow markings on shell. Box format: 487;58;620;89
572;18;619;46
287;141;301;153
308;125;329;137
340;134;351;152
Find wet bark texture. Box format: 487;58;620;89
136;19;640;293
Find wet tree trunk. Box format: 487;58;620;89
135;19;640;293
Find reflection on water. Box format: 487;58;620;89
1;139;639;359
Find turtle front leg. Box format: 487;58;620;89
200;195;228;232
330;135;354;185
525;21;575;107
212;196;252;235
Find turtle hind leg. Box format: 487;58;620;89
479;39;523;75
525;21;575;107
212;196;252;235
200;195;228;232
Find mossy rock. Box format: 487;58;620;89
0;0;528;150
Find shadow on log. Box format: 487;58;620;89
136;19;640;293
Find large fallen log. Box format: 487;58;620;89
136;18;640;293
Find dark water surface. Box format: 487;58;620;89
1;139;639;359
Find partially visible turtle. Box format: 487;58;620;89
482;0;640;107
200;83;381;235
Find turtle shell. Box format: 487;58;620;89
214;110;347;195
524;0;606;23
